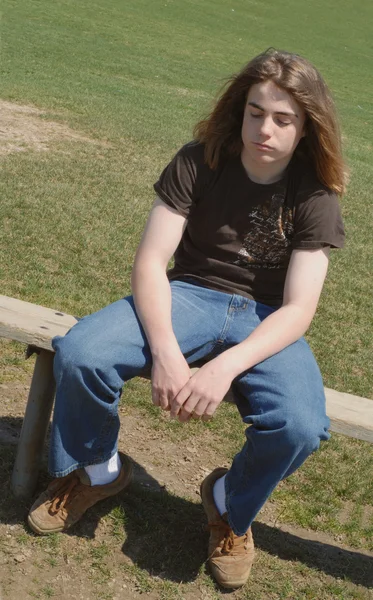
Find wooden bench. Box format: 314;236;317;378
1;294;373;499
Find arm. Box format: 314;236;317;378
131;197;190;409
218;247;330;375
171;247;330;421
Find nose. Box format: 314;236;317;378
259;116;273;138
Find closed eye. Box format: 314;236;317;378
276;119;291;127
250;112;292;127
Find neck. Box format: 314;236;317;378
241;152;292;184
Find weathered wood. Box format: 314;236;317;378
0;295;77;352
1;295;372;454
189;368;373;443
325;387;373;444
11;350;56;498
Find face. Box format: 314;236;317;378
241;80;306;179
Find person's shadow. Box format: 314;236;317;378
71;460;209;582
1;416;373;588
74;460;373;588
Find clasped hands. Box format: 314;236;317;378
151;349;234;423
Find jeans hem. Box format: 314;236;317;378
48;447;118;478
224;475;252;537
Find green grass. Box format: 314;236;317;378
0;0;373;598
123;386;373;552
1;0;373;397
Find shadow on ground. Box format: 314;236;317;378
252;521;373;589
0;416;372;588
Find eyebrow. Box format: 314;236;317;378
248;101;299;118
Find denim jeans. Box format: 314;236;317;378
51;279;329;536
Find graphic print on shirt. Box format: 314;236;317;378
233;194;294;269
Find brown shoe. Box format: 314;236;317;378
200;467;255;589
28;452;133;535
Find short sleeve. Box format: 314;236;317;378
153;144;199;218
292;190;345;249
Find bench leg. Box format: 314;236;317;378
11;350;56;498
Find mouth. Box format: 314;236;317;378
253;142;274;151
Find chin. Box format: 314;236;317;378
253;154;277;165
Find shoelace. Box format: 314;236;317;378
49;475;80;516
208;520;238;554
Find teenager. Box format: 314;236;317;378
28;49;346;589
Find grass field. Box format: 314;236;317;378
1;0;373;397
0;0;372;598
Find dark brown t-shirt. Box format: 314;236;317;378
154;141;345;306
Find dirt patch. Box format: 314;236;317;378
0;100;110;156
337;500;373;529
0;377;372;599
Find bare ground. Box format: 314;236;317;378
0;376;372;600
0;103;372;597
0;100;111;156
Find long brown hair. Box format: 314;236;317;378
194;49;347;195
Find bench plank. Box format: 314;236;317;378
0;295;77;351
324;387;373;444
1;295;372;444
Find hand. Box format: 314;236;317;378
170;356;235;422
151;345;191;411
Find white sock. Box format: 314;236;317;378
213;474;227;516
84;452;122;486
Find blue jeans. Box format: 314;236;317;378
51;279;329;536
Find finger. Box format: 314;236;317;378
170;386;191;418
158;392;170;411
191;397;210;418
176;393;200;422
152;386;169;410
201;402;218;421
151;387;160;407
178;407;195;423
